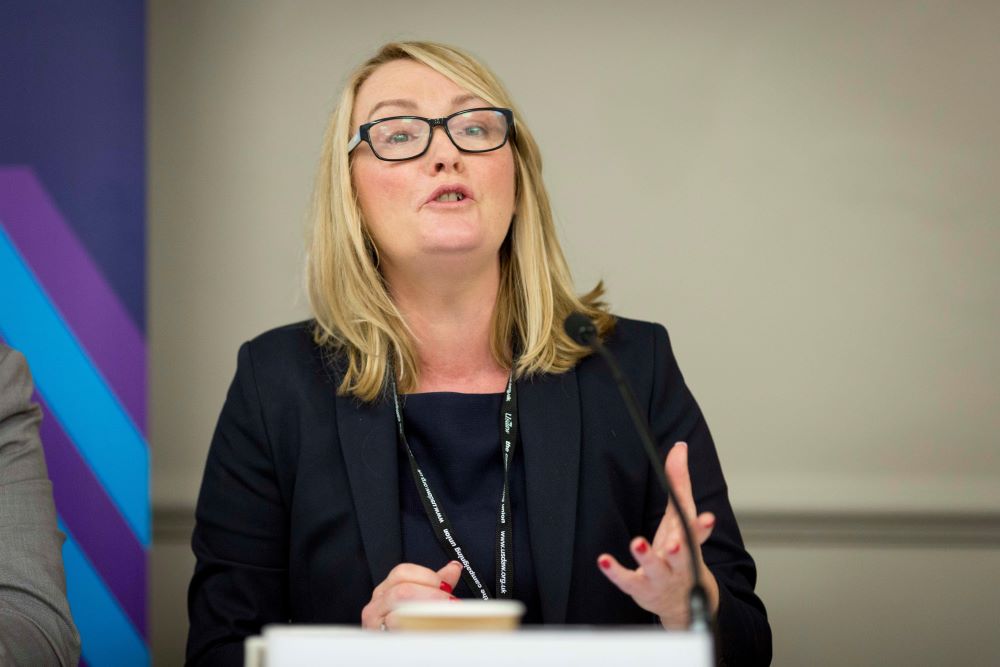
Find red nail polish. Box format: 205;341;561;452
635;541;648;554
669;543;681;555
599;556;612;569
439;581;453;594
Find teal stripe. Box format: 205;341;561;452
60;520;149;666
0;225;149;544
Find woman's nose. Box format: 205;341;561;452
425;126;463;172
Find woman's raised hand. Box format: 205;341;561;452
361;560;464;630
596;442;720;629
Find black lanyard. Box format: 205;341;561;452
389;368;518;600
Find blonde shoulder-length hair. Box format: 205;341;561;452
307;41;614;401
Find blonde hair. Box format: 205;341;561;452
306;41;614;401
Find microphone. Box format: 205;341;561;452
564;312;711;632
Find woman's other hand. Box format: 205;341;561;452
360;560;464;630
596;442;721;629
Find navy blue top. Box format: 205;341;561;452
398;391;542;622
189;319;772;666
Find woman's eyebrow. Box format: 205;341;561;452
450;93;482;109
367;98;417;120
367;94;488;121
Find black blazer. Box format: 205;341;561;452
186;317;771;666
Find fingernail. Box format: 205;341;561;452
669;543;681;555
439;581;453;594
599;556;612;569
449;595;459;601
704;517;716;528
635;540;648;554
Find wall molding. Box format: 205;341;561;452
155;505;196;543
153;506;1000;548
736;510;1000;547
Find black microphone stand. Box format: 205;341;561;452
564;313;711;632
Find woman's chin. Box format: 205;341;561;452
418;232;493;256
424;240;485;255
404;241;502;276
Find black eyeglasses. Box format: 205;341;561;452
348;107;514;161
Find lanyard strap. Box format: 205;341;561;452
389;368;518;600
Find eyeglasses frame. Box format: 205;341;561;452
347;107;515;161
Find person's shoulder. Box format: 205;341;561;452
0;340;27;374
603;314;670;353
0;342;35;408
238;320;338;383
575;315;684;401
584;314;679;382
245;320;318;356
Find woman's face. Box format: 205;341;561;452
350;59;516;277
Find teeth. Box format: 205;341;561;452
435;192;464;202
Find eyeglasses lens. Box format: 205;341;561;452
447;109;508;152
369;110;509;160
369;118;430;160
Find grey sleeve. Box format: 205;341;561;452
0;345;82;667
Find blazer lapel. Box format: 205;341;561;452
519;367;581;623
336;392;402;588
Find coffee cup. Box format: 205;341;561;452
393;599;525;632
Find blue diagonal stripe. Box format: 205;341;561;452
60;519;149;667
0;224;149;544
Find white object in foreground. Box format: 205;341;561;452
255;625;714;667
394;599;525;630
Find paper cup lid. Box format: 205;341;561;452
394;599;526;618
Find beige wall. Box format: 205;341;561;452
148;1;1000;664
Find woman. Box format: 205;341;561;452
186;41;771;665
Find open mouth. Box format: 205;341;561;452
427;184;473;205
